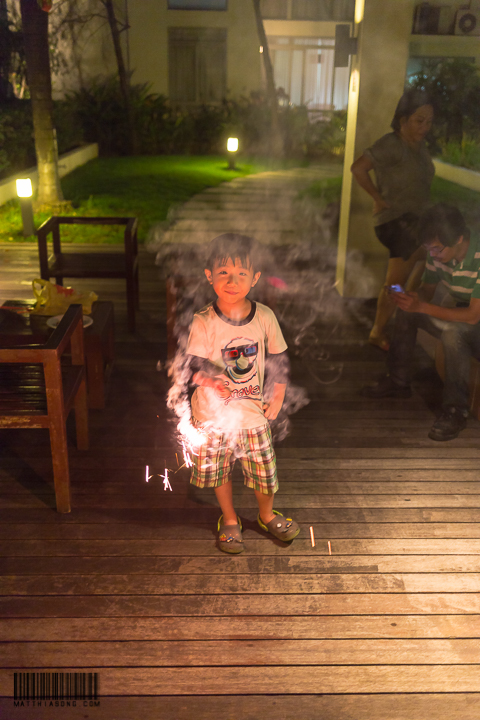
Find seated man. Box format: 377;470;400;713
363;203;480;441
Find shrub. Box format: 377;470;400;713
408;58;480;146
0;100;35;178
439;135;480;172
62;77;348;159
306;110;347;159
1;77;348;175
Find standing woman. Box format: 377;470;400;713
351;90;434;351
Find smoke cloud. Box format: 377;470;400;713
147;173;375;446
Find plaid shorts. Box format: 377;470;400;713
190;421;278;494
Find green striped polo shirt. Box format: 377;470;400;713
422;233;480;303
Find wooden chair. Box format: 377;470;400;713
37;216;139;332
0;304;89;513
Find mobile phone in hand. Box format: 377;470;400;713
389;284;405;293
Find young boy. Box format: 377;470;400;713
186;233;300;554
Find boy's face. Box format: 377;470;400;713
205;257;261;308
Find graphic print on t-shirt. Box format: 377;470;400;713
221;336;261;404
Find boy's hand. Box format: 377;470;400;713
263;398;283;420
212;378;231;399
193;371;231;398
263;382;287;421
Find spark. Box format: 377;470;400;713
181;440;193;469
145;465;154;483
178;416;207;450
309;526;315;547
327;541;332;556
161;468;173;492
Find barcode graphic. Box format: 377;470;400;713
14;673;99;701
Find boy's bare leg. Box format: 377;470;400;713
255;489;275;525
214;480;238;525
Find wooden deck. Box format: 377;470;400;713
1;243;480;719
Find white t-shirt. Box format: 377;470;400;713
187;301;287;431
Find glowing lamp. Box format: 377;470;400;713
16;178;33;198
16;178;35;237
227;137;238;170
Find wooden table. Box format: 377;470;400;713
0;300;115;409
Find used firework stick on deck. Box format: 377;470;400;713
328;541;332;555
309;526;315;547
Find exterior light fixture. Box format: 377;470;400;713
16;178;35;237
259;45;264;53
227;137;238;170
334;25;358;68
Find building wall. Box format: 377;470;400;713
50;0;117;99
50;1;346;102
126;0;263;99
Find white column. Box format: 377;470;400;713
336;0;417;297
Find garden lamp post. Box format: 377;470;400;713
227;137;239;170
16;179;35;237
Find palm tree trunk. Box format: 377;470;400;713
20;0;63;204
252;0;283;157
103;0;137;154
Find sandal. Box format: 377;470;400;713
257;510;300;542
217;515;244;554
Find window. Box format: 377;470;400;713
260;0;288;19
268;36;349;111
168;0;227;9
261;0;355;21
292;0;354;20
168;27;227;106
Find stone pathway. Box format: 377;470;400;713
150;163;342;247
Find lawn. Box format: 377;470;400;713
298;174;480;232
2;158;479;244
0;155;307;244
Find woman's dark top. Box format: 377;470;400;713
364;132;434;228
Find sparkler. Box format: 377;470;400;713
309;526;315;548
145;465;154;483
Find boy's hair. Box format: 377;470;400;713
418;203;469;247
206;233;259;271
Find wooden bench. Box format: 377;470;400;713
37;216;139;333
0;304;89;513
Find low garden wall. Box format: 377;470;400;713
433;159;480;193
0;143;99;207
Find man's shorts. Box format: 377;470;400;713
190;421;278;494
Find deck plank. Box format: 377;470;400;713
2;242;480;716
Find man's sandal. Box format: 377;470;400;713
217;515;244;554
257;510;300;542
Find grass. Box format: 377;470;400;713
297;174;480;233
0;155;307;244
297;175;343;205
3;157;479;244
